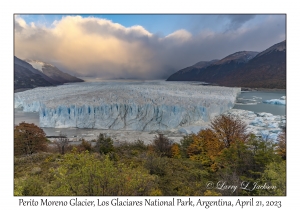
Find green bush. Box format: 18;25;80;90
22;177;44;196
94;133;114;154
152;134;173;157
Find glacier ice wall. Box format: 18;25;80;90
14;80;240;131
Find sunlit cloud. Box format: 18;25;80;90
14;15;285;79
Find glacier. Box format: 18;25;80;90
14;80;240;131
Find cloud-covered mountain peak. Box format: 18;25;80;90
25;59;54;72
215;51;259;65
255;40;286;58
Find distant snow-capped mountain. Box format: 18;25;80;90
25;59;83;84
14;57;83;91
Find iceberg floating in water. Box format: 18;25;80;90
263;98;286;105
14;80;240;131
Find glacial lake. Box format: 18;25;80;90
233;90;286;116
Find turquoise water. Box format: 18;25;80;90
233;90;286;116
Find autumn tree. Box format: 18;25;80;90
14;122;47;156
187;129;224;167
210;114;249;148
188;129;224;158
171;143;181;158
77;139;92;153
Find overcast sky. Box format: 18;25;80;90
14;14;286;79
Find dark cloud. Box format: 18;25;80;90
225;14;256;30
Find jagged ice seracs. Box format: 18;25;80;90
14;80;241;131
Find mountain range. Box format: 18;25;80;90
167;40;286;89
14;57;83;91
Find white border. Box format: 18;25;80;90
2;0;298;209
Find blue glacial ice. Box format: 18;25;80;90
225;109;285;141
263;96;286;105
14;80;241;131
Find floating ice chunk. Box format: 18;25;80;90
235;102;257;105
258;130;278;140
263;99;286;105
258;130;269;137
257;112;273;117
268;122;278;128
235;98;258;105
250;117;266;127
265;116;276;121
225;109;285;142
269;129;281;133
268;133;279;141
